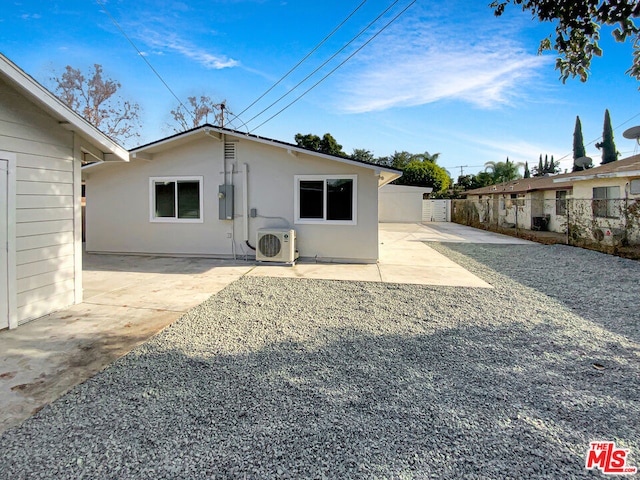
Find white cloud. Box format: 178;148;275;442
143;31;238;69
336;22;550;113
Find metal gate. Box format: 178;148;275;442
422;199;450;222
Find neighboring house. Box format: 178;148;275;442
84;126;401;264
556;154;640;244
462;173;574;232
0;54;128;329
459;154;640;245
378;184;432;223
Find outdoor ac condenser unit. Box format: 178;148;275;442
256;229;298;264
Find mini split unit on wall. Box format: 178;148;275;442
256;229;299;264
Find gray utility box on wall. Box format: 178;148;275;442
218;184;234;220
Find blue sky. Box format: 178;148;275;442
2;0;639;176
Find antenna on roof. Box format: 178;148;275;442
575;156;592;170
623;125;640;153
623;125;640;142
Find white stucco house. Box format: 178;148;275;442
84;126;401;264
0;54;128;329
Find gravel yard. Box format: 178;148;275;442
1;243;638;479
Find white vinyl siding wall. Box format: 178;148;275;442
0;76;78;324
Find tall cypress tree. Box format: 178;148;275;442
572;115;586;171
524;161;530;178
595;109;619;164
537;155;544;176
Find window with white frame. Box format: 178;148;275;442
150;176;204;223
294;175;357;224
592;186;620;219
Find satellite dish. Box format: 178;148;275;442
575;156;592;168
623;125;640;140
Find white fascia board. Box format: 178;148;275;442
132;128;222;154
0;54;128;162
556;170;640;182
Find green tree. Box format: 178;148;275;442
397;159;450;193
350;148;375;163
53;64;141;144
387;151;414;170
456;172;493;191
533;154;560;176
456;175;474;190
523;161;531;178
471;172;494;189
595;109;620;164
294;133;345;156
484;158;522;183
490;0;640;83
294;133;321;151
319;133;345;156
536;155;544;176
572;115;587;172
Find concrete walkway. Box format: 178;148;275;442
0;223;529;433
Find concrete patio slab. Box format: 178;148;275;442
404;221;535;244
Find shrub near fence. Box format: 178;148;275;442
452;198;640;257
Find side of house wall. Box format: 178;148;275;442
571;177;640;244
542;189;567;233
0;76;79;324
86;135;380;262
378;185;427;222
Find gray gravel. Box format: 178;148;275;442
1;242;638;479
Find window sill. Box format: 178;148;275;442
294;219;357;226
150;218;204;224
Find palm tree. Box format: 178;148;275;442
484;157;523;184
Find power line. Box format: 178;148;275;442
94;0;194;122
236;0;370;119
251;0;417;133
244;0;402;127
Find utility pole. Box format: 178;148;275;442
454;165;468;177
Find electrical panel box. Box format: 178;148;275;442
218;184;234;220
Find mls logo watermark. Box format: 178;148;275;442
585;442;637;475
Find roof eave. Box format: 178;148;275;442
557;170;640;182
132;125;402;180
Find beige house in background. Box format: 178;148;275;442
0;54;128;329
84;126;401;264
557;154;640;243
463;172;574;232
461;154;640;245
